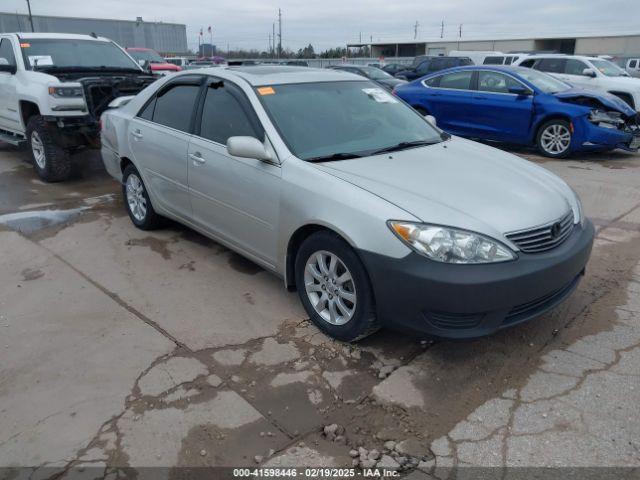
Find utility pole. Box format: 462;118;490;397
277;8;282;59
26;0;34;32
272;22;276;58
440;20;444;38
413;21;419;40
459;24;462;38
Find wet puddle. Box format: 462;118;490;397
0;207;87;235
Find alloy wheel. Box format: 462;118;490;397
304;250;357;326
126;173;148;222
540;124;571;155
31;131;46;169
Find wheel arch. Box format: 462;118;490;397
285;223;360;291
19;101;40;129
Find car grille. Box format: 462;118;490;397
423;311;484;330
505;211;574;253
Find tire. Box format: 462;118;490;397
122;164;162;230
536;119;573;159
26;115;72;182
295;231;379;342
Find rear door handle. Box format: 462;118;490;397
131;129;143;139
189;152;206;165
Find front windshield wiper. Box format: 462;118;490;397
306;152;364;163
368;139;442;155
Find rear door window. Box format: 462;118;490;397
483;56;504;65
518;59;536;68
152;83;201;132
438;71;473;90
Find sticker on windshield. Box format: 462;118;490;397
257;86;275;96
362;88;397;103
28;55;53;67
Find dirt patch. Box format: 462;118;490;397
21;268;44;281
125;237;175;260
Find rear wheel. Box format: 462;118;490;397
26;115;72;182
536;119;572;158
122;164;162;230
295;231;379;342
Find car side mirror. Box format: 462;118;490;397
582;68;597;78
508;86;532;96
227;136;273;162
424;115;437;126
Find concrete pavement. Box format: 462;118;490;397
1;143;639;478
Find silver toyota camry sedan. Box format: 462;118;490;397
100;66;594;342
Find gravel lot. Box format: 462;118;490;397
1;142;639;478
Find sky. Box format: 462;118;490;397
3;0;639;52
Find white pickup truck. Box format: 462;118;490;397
0;32;155;182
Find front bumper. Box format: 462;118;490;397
575;116;640;152
359;219;595;339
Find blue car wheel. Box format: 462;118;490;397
536;119;573;159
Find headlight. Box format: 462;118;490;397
48;86;84;98
589;109;624;128
388;221;516;264
569;188;584;226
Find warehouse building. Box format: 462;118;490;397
0;12;188;55
348;32;640;59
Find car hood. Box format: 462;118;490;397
554;88;636;116
314;137;575;241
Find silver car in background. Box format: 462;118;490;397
100;67;594;341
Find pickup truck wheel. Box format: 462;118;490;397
26;116;72;182
295;231;380;342
122;164;162;230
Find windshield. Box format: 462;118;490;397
257;81;442;161
516;68;571;93
21;39;140;70
127;49;165;63
590;59;628;77
361;66;393;80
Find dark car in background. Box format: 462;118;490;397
395;56;473;81
393;65;640;158
381;63;408;75
327;64;407;91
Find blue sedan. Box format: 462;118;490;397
393;66;640;158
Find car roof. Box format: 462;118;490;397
219;66;360;85
14;32;110;42
522;54;600;61
127;47;154;51
427;65;531;74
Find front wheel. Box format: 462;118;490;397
295;231;379;342
536;119;573;158
26;116;72;182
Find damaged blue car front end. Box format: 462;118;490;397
550;89;640;153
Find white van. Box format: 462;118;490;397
447;50;502;66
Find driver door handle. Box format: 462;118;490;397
131;129;143;139
189;152;206;165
